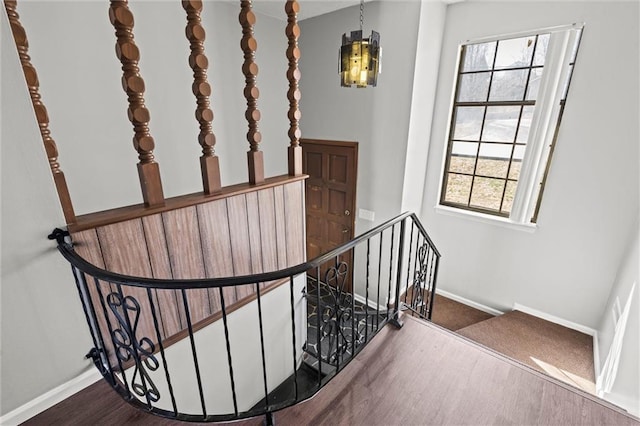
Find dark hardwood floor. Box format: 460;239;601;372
23;315;637;426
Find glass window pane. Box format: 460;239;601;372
482;106;521;142
501;180;518;213
489;69;528;101
516;106;534;143
449;155;475;175
494;36;535;69
444;173;472;205
462;41;496;72
476;144;512;178
526;68;543;101
508;158;522;180
533;33;550;66
450;141;477;174
509;146;526;180
513;144;526;161
457;72;491;102
453;107;484;140
469;177;505;211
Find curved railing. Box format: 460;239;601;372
50;212;440;424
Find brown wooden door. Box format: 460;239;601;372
302;139;358;290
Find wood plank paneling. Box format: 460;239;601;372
226;194;255;300
273;185;288;270
284;181;305;266
162;207;210;324
257;188;278;274
69;180;307;347
141;215;184;338
245;191;264;275
197;200;232;310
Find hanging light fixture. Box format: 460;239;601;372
339;0;381;88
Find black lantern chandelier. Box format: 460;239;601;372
339;0;381;88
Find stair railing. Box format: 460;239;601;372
50;211;439;424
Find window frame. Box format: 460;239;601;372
437;24;584;228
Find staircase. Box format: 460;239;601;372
426;294;596;394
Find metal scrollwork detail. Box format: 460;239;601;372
319;262;359;363
411;243;430;317
107;292;160;402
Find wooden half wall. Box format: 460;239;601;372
69;175;306;367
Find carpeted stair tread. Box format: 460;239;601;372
457;310;595;393
430;294;495;331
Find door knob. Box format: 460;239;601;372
342;228;349;234
344;210;350;216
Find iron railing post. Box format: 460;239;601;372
390;217;406;328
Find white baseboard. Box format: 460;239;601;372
436;289;504;316
592;331;601;389
353;293;385;311
0;368;102;426
512;303;597;336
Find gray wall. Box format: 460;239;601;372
420;1;640;329
1;1;290;415
299;1;421;233
1;7;94;414
19;1;289;216
596;217;639;417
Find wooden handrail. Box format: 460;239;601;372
4;0;77;224
183;0;221;195
109;0;164;207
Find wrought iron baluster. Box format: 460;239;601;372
73;268;114;384
365;239;370;341
146;288;177;416
289;277;298;401
426;247;436;318
387;224;395;320
181;289;207;417
219;287;238;416
94;278;131;397
255;283;270;409
108;285;159;408
376;231;383;330
392;219;406;326
405;221;415;306
316;265;322;385
430;251;442;321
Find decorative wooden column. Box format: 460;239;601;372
109;0;164;207
183;0;221;195
5;0;77;224
285;0;302;176
239;0;264;185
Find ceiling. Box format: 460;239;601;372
249;0;370;22
245;0;462;22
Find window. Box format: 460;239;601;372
439;25;583;225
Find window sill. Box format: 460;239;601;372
434;205;538;233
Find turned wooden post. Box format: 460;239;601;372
183;0;221;195
109;0;164;207
5;0;77;224
239;0;264;185
285;0;302;176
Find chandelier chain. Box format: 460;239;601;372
359;0;364;32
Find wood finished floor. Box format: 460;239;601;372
22;295;602;425
23;316;637;426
